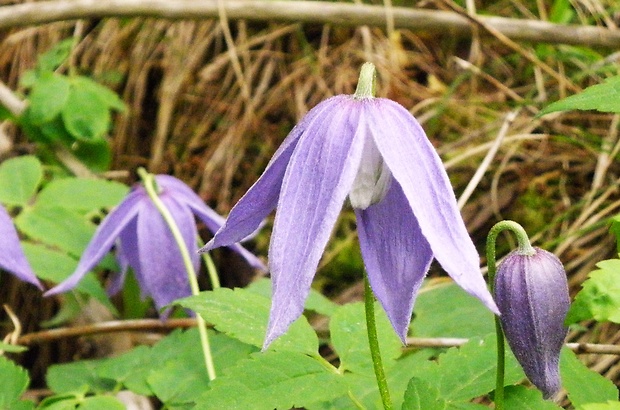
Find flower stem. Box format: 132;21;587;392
486;220;533;409
364;274;392;410
137;168;217;381
354;62;377;99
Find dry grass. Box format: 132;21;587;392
1;0;620;398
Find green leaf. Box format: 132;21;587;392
16;205;96;257
0;341;27;353
540;76;620;115
410;334;524;402
176;287;319;355
36;39;75;73
21;242;116;314
27;73;71;125
195;351;348;410
560;348;618;407
78;396;126;410
580;402;620;410
412;282;495;338
0;155;42;206
0;356;30;408
36;178;128;213
71;77;125;112
503;385;562;409
329;302;402;374
401;377;447;410
565;258;620;324
247;278;338;316
67;137;112;172
46;360;116;394
62;79;110;141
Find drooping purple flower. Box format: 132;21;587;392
201;63;499;348
0;204;43;290
494;247;570;399
45;175;265;312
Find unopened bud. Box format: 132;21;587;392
494;247;570;399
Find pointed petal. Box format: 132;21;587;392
202;97;338;251
264;95;366;348
160;175;266;271
0;205;43;289
369;99;499;314
45;190;145;296
136;195;198;311
355;181;433;342
107;221;139;297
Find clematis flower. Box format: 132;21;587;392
0;204;43;289
494;247;570;399
45;174;265;312
201;63;499;348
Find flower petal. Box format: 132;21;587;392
0;205;43;289
369;99;498;314
264;95;366;348
136;195;198;311
45;189;145;296
161;175;266;271
355;180;433;342
202;97;337;251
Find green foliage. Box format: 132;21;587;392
540;76;620;115
580;402;620;410
12;40;126;172
565;257;620;324
412;282;495;338
0;341;27;353
0;356;33;410
560;348;619;407
503;386;562;409
176;287;319;354
401;377;447;410
0;155;42;206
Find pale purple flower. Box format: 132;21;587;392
0;204;43;289
495;247;569;399
201;64;499;348
45;175;265;312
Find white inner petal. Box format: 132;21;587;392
349;136;392;210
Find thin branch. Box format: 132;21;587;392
0;0;619;48
13;318;620;356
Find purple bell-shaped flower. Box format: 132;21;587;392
494;247;570;399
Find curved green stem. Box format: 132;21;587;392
364;274;392;410
138;168;217;381
486;220;534;409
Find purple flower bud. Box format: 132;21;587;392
494;247;570;399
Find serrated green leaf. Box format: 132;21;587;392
560;348;618;407
21;242;116;314
0;356;30;408
46;360;116;394
0;341;27;353
412;282;495;338
95;346;152;384
401;377;447;410
503;385;562;409
247;278;338;316
195;351;348;410
0;155;42;206
16;205;95;257
565;258;620;324
330;302;402;374
62;81;110;141
176;287;319;355
27;73;71;125
410;334;524;402
36;178;128;213
580;402;620;410
540;76;620;115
